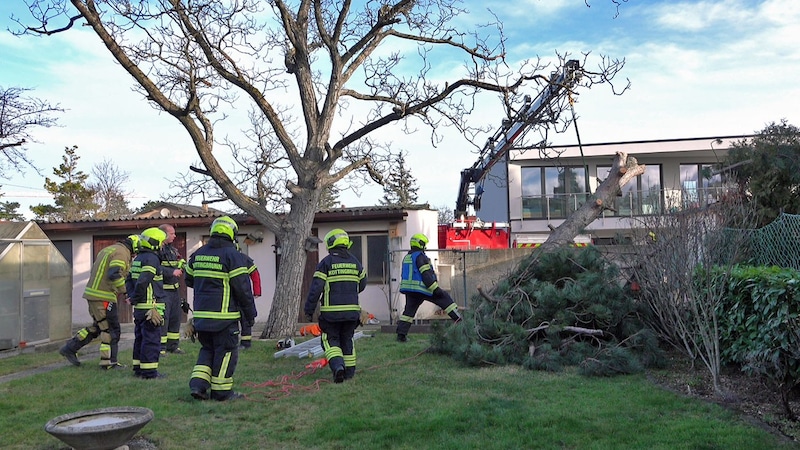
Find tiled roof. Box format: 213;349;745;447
35;203;434;231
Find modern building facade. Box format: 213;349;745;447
472;135;754;246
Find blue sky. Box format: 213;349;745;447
1;0;798;219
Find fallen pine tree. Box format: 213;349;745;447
430;246;665;376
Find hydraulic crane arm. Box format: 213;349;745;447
454;59;582;219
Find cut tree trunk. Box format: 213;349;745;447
542;151;645;250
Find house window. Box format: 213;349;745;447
521;166;589;219
597;164;662;215
348;233;389;284
680;164;725;208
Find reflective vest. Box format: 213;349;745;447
399;251;435;296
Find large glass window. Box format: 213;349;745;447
596;164;662;216
348;233;389;283
680;164;724;208
521;166;589;219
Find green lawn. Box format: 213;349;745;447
0;331;796;449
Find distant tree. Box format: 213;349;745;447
89;158;132;219
0;86;62;179
380;152;419;207
30;146;98;221
720;120;800;227
318;184;341;209
437;204;454;224
134;200;163;215
0;188;25;221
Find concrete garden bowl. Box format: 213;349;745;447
44;406;154;450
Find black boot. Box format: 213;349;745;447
59;341;81;367
396;334;407;342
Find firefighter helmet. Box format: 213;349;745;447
410;233;429;250
324;228;351;250
140;227;167;250
127;234;141;253
210;216;238;241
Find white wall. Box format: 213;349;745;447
59;209;444;327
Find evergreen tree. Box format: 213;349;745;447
380;151;419;207
722;120;800;226
30;146;98;221
0;188;25;221
318;184;340;209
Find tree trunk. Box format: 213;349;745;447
543;151;645;249
260;201;317;339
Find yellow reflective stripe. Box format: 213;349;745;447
326;275;362;282
229;266;249;277
84;288;116;301
320;305;361;312
112;278;125;288
140;362;158;369
192;365;211;382
164;283;180;290
193;311;241;320
314;271;327;280
109;260;126;269
140;266;157;274
192;270;229;279
419;263;432;272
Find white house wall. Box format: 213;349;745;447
54;209;442;328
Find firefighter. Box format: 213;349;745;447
158;224;186;354
59;235;140;369
304;229;366;383
396;233;462;342
186;216;257;401
130;227;168;379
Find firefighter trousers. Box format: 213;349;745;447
319;317;359;380
133;309;162;378
190;322;240;401
396;291;461;337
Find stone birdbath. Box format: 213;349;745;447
44;406;154;450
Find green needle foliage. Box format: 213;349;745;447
432;246;664;376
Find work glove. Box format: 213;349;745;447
304;313;313;323
180;298;191;314
146;306;164;326
183;318;197;343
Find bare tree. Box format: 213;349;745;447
89;158;132;219
18;0;627;338
630;193;757;394
0;86;62;179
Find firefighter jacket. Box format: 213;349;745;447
129;250;166;311
159;244;185;291
186;235;257;333
399;250;440;297
83;241;133;302
304;246;366;322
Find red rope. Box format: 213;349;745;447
240;348;429;401
241;366;331;401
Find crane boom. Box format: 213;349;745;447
454;60;582;219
